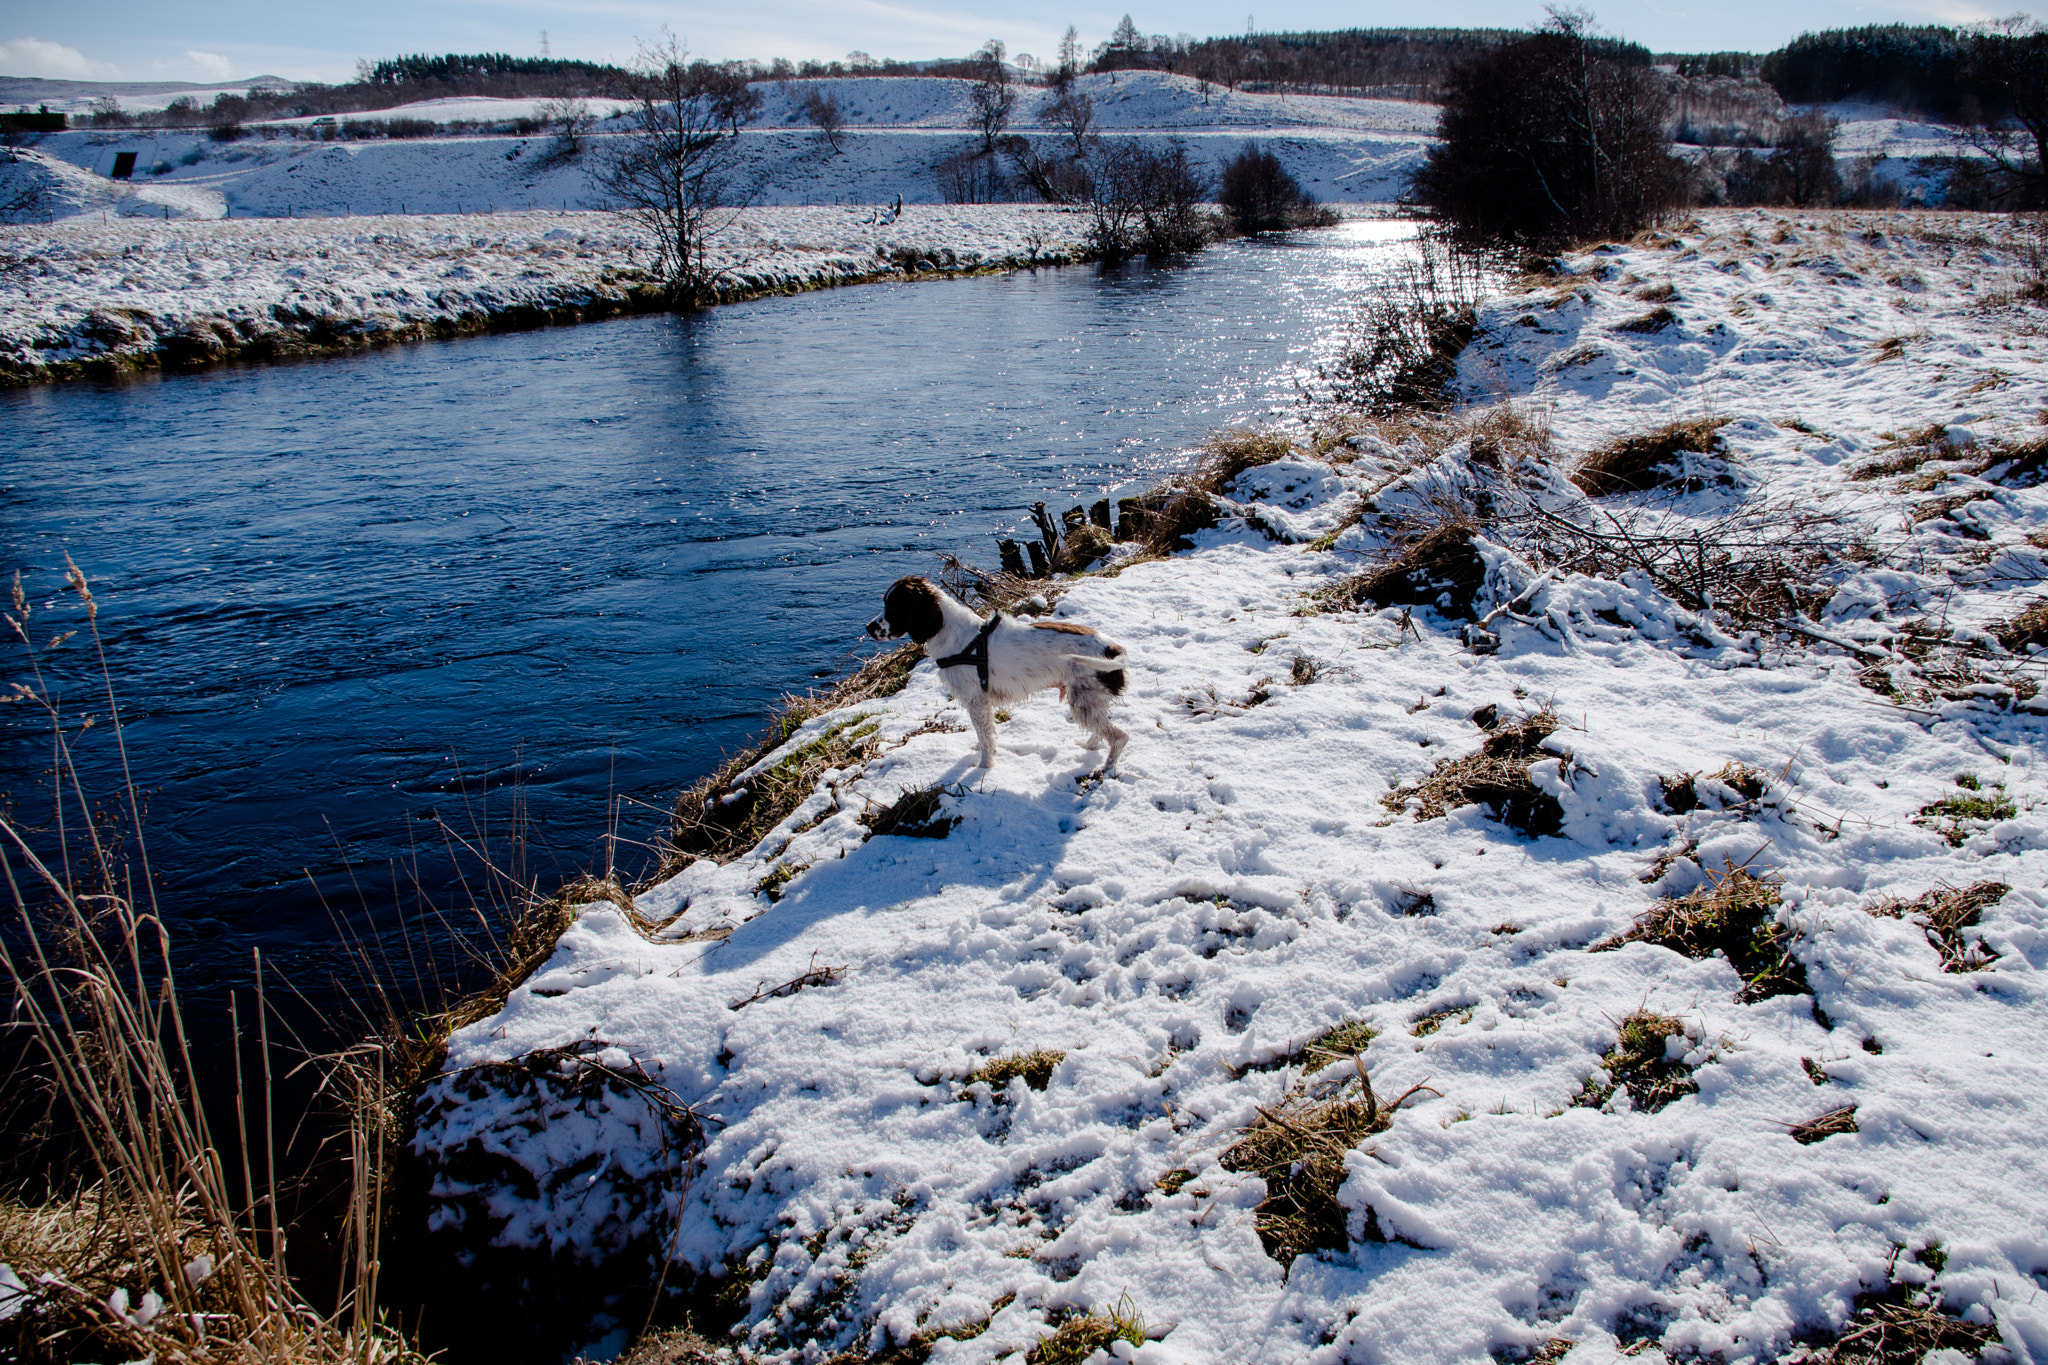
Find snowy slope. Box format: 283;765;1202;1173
2;72;1431;225
413;210;2048;1365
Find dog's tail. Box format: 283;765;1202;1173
1061;641;1128;672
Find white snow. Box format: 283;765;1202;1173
414;210;2048;1364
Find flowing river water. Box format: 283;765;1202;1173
2;219;1421;1030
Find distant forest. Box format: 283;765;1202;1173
99;21;2003;130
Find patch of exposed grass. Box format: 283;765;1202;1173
1866;880;2008;972
1595;858;1806;1001
1110;427;1295;561
1411;1005;1473;1037
1219;1067;1438;1264
1573;1011;1698;1113
1303;1019;1380;1062
1301;523;1489;619
1914;777;2016;847
1614;305;1678;333
1571;417;1733;497
666;714;883;872
1155;1168;1196;1196
755;857;813;903
1848;424;1978;481
969;1050;1065;1092
1634;282;1677;302
1026;1295;1148;1365
1383;710;1567;839
1785;1104;1859;1145
860;782;963;840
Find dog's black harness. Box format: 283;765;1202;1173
934;611;1001;691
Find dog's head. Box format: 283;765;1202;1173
867;576;944;644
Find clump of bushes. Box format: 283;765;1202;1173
1412;16;1691;246
1219;141;1335;234
1382;710;1567;838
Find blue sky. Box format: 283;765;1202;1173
0;0;2018;86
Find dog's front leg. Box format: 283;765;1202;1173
963;693;998;770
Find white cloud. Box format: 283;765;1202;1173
0;36;118;79
184;49;232;81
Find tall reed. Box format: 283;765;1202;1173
0;559;422;1363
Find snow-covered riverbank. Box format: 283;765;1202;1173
0;204;1093;383
412;209;2048;1364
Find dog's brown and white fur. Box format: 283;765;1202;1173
866;577;1130;773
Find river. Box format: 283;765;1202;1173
1;218;1419;1016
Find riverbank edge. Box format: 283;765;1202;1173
0;238;1099;387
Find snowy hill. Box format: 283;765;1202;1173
410;210;2048;1364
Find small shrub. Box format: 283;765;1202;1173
1866;880;2007;972
1595;859;1806;1001
1571;417;1732;496
1573;1011;1698;1112
969;1050;1064;1091
1383;710;1567;838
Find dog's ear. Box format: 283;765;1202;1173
884;577;944;644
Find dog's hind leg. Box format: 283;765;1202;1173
1067;674;1128;773
963;692;998;770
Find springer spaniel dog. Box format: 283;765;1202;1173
867;577;1130;773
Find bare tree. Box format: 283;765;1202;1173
801;87;846;153
970;40;1015;155
537;95;595;162
594;32;749;308
1963;20;2048;205
1039;83;1094;155
1051;26;1083;89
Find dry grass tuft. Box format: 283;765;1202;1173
1659;761;1767;813
1596;858;1805;1001
1786;1295;2000;1363
1301;523;1489;619
1383;710;1567;839
1847;424;1976;481
969;1050;1066;1092
1219;1062;1439;1264
1573;1011;1698;1113
1995;597;2048;653
1784;1104;1859;1145
1111;427;1295;560
1571;417;1733;497
1614;305;1679;333
859;782;963;840
1866;880;2007;972
1026;1295;1148;1365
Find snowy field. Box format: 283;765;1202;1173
413;209;2048;1363
0;204;1093;383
